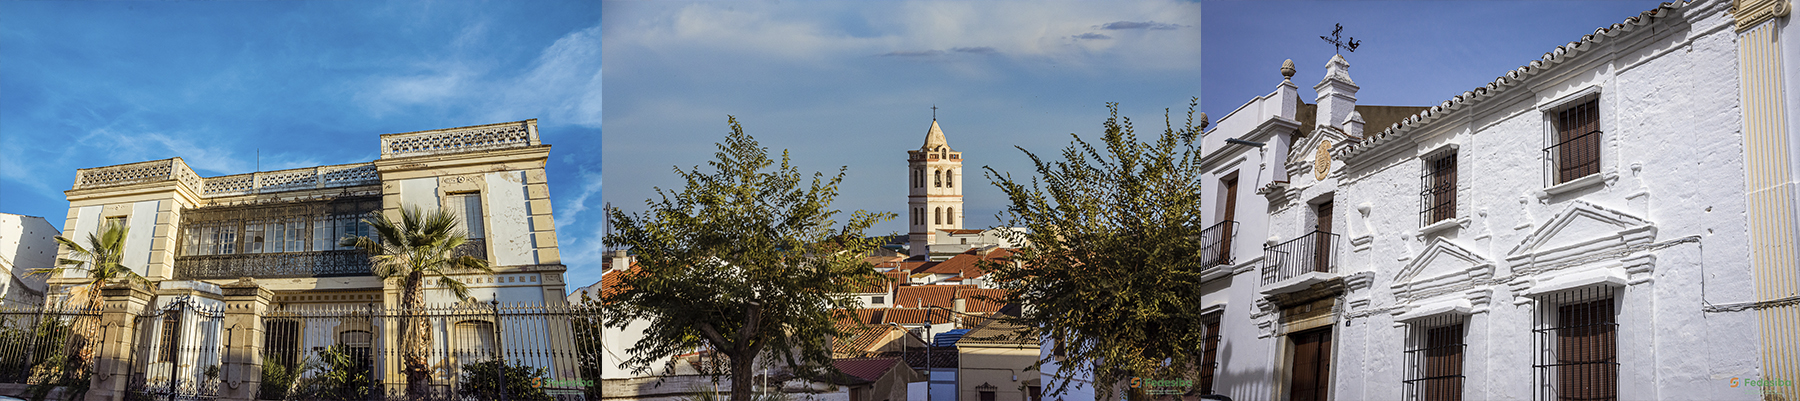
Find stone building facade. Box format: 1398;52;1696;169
48;118;569;307
1197;1;1798;400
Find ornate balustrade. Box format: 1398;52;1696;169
380;119;539;159
1200;220;1237;269
74;158;379;197
173;250;372;279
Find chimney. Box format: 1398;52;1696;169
953;297;967;326
611;250;630;272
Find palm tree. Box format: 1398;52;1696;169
340;205;492;399
26;221;153;396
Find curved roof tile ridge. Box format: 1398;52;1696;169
1334;1;1692;161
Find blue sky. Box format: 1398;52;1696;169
0;1;606;289
1204;1;1666;119
603;1;1203;239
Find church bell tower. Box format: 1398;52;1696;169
906;117;963;258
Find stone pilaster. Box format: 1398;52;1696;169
218;279;273;401
88;280;155;401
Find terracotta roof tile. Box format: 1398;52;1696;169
597;262;643;304
879;308;951;325
954;288;1009;313
894;285;974;309
833;358;900;382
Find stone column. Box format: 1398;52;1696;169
88;280;155;401
218;278;272;401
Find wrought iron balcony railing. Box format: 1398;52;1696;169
1200;220;1238;270
1262;230;1341;286
174;250;372;280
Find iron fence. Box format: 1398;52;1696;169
0;302;102;388
1200;220;1237;270
259;302;602;401
1262;230;1340;286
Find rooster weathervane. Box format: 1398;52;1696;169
1321;23;1361;54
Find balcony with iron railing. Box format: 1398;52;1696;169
1200;220;1238;270
174;250;373;280
1261;230;1341;295
1544;129;1602;186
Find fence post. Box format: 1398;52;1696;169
87;280;154;401
219;279;272;401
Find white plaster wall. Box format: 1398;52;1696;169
122;200;160;276
61;205;102;279
399;177;440;214
1205;4;1763;400
487;170;536;266
0;213;56;295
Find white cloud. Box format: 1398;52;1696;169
605;1;1198;73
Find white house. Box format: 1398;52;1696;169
0;213;55;305
1198;1;1799;400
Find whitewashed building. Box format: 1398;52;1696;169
1198;1;1799;401
0;213;56;304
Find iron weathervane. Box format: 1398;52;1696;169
1320;23;1361;54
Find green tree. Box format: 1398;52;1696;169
981;100;1205;401
603;116;892;401
341;206;493;398
26;221;151;401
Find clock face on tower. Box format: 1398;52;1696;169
1315;140;1333;180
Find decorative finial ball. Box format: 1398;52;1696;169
1199;112;1209;130
1281;59;1297;79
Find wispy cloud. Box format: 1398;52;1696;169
882;49;947;57
1098;21;1186;30
1071;33;1112;40
951;46;998;55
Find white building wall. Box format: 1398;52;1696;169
1202;2;1766;400
122;200;160;276
0;213;56;302
485;170;537;266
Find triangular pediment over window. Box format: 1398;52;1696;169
1287;126;1352;168
1391;238;1494;302
1506;200;1655;262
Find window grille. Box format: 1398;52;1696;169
174;196;380;279
159;314;181;363
1403;314;1466;401
1200;314;1221;394
1532;285;1617;401
1420;152;1458;226
1545;99;1602;185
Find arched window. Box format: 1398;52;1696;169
935;170;942;187
947;170;954;188
947;207;954;225
935;208;942;225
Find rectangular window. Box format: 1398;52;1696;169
1201;314;1221;395
1547;98;1602;185
446;193;485;239
1421;152;1457;226
1533;285;1618;401
1403;314;1466;401
159;314;181;363
246;223;264;254
263;319;299;369
286;218;307;252
873;296;885;304
217;225;237;254
1288;327;1332;401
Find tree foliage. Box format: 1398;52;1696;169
341;206;492;398
982;100;1205;401
603;116;892;401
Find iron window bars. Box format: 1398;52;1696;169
1262;230;1341;286
1545;99;1602;186
1420;151;1458;227
1201;314;1221;395
1403;313;1467;401
1533;285;1618;401
1200;220;1238;269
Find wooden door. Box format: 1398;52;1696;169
1289;328;1333;401
1220;175;1239;264
1313;201;1334;272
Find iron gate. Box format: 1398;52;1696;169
128;296;225;401
0;302;102;393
